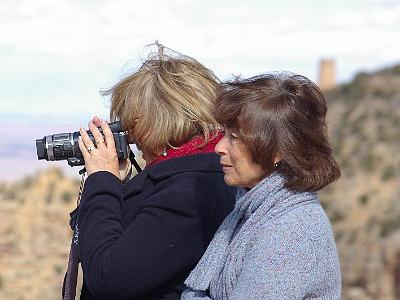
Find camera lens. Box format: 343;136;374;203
36;138;47;160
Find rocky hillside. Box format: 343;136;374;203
0;168;79;300
321;65;400;300
0;65;399;300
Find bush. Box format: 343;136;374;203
361;152;376;171
382;165;396;181
330;209;345;223
61;191;73;203
358;194;369;206
54;264;63;275
380;217;400;237
2;189;16;201
20;176;33;189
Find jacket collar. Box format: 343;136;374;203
147;132;223;167
124;153;222;196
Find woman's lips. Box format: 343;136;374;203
220;163;232;171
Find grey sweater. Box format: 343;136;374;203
182;173;341;300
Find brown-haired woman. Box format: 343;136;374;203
183;73;341;299
75;44;235;300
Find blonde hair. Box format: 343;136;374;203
102;43;220;157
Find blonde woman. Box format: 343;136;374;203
76;45;235;299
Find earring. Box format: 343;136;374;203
274;161;279;168
162;148;167;156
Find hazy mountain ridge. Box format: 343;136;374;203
0;65;399;299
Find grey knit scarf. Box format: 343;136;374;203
184;172;316;299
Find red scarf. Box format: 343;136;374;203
147;132;223;167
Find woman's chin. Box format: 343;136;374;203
223;175;238;187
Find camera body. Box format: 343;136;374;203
36;121;130;167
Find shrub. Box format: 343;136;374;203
358;194;369;206
382;165;396;181
380;217;400;237
61;191;73;203
330;209;345;223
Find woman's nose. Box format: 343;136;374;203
215;136;227;156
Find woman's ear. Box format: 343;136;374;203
273;152;282;164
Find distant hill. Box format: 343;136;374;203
320;64;400;300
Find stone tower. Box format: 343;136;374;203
318;59;336;91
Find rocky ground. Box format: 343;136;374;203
0;168;79;300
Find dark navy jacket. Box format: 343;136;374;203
78;153;235;300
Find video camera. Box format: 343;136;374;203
35;121;131;167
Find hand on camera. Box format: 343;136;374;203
92;116;133;181
78;117;120;179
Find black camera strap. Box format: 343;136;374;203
129;149;142;173
62;170;86;300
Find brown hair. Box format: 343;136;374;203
215;72;341;192
102;43;220;157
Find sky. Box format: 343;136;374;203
0;0;399;179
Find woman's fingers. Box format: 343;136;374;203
77;137;90;160
78;128;94;160
78;120;120;179
100;120;116;149
79;127;96;150
92;116;102;127
88;121;106;148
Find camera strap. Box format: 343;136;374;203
62;170;86;300
129;149;142;173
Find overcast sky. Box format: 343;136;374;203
1;0;399;119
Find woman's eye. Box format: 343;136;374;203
228;132;239;142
